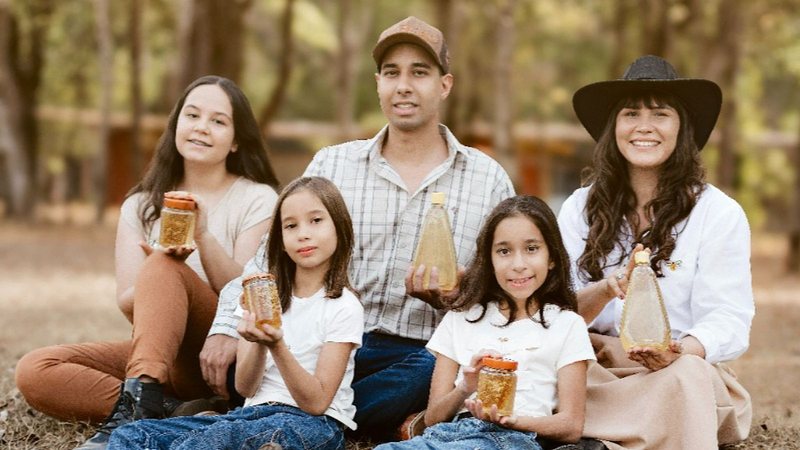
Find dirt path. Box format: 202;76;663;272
1;222;798;449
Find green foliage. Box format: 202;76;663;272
4;0;799;228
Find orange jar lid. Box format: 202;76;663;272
481;357;518;371
242;272;274;286
163;196;196;210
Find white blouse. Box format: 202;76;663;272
557;184;755;364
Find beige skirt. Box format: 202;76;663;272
584;333;752;450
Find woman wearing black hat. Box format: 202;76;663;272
557;55;754;449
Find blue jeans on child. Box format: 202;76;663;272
107;403;344;450
373;417;542;450
351;332;436;439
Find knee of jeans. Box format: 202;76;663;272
404;347;436;369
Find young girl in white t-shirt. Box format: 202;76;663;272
108;176;364;450
376;195;596;450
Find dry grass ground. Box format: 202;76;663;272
1;220;798;449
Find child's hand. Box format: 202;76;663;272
459;349;502;394
237;310;284;347
464;398;518;428
140;239;195;261
161;244;196;261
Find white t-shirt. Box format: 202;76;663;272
427;303;595;418
120;177;277;282
240;287;364;430
557;184;754;364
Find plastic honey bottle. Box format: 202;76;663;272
412;192;458;292
619;250;671;351
158;194;196;248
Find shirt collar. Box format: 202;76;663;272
359;124;472;163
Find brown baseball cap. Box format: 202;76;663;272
372;16;450;74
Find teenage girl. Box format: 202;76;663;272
376;195;595;450
108;176;364;450
17;75;279;446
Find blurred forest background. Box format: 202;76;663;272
1;0;800;269
2;1;800;448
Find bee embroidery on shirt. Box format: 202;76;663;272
498;337;509;343
666;260;682;271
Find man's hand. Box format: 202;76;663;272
405;264;465;309
199;334;238;399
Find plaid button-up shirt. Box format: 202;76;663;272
210;124;514;341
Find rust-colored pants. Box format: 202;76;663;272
15;253;218;423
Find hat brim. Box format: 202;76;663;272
372;33;445;73
572;79;722;150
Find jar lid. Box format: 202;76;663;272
481;356;518;371
634;250;650;265
242;272;274;285
163;196;196;210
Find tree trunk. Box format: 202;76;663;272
129;0;144;180
714;0;743;191
436;0;463;135
0;97;27;217
335;0;370;140
493;0;516;184
640;0;671;58
609;0;632;78
0;0;52;218
259;0;295;136
94;0;113;223
787;114;800;273
172;0;252;103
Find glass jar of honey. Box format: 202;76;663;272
241;273;282;330
476;357;518;416
158;194;196;248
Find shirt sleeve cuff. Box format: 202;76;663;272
208;318;240;339
680;327;720;364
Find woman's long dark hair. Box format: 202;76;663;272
129;75;279;232
451;195;576;327
267;177;356;312
577;92;706;281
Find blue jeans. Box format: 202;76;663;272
373;417;542;450
107;403;344;450
351;332;435;440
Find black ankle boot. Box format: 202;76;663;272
74;378;165;450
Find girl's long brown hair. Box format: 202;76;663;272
577;92;706;281
451;195;576;328
130;75;279;233
267;177;356;312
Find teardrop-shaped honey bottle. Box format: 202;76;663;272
412;192;458;292
619;251;671;351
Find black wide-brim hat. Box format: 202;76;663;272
572;55;722;150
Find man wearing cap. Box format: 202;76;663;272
302;16;514;440
203;16;513;442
